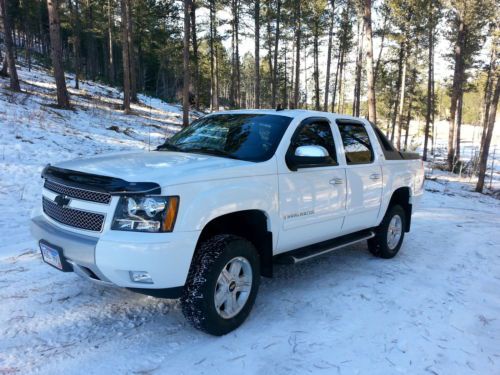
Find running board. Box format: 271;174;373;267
275;230;375;264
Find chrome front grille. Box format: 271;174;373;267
44;179;111;204
42;197;105;232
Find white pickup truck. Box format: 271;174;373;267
31;109;424;335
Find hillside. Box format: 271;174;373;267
0;62;185;253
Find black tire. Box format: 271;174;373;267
181;234;260;336
368;204;406;259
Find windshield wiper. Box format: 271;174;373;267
182;146;238;160
156;142;181;151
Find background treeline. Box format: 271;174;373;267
0;0;499;192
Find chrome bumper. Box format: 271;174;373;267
30;215;112;284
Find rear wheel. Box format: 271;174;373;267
368;205;406;259
181;234;260;336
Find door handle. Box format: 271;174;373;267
369;173;381;180
329;178;344;185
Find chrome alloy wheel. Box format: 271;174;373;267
214;256;253;319
387;214;403;250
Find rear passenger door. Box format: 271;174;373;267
336;120;383;233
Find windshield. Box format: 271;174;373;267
157;114;292;162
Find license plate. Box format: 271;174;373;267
40;241;63;270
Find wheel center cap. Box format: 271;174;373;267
228;281;237;292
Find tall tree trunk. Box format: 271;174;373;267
396;50;408;150
190;0;199;110
476;76;499;192
479;44;496;158
0;0;20;91
107;0;115;86
120;0;131;113
235;0;240;107
70;0;82;89
324;0;335;112
391;44;404;142
448;15;466;170
292;0;301;109
254;0;260;108
353;15;363;117
266;3;273;106
47;0;70;107
455;90;464;162
337;48;345;113
374;12;388;84
423;0;434;161
331;49;341;112
182;0;191;127
313;22;320;111
271;0;281;108
127;0;137;102
364;0;376;124
209;0;217;111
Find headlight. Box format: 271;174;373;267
112;196;179;232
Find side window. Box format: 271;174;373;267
337;123;374;164
292;120;337;164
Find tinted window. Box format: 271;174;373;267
337;123;374;164
157;114;292;162
292;121;337;163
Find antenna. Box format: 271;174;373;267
148;96;151;152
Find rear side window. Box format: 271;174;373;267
337;123;374;164
292;120;337;163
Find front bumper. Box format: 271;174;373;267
30;214;200;297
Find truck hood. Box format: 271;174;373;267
54;151;274;187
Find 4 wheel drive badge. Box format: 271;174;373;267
54;194;71;208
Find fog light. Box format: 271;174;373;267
129;271;153;284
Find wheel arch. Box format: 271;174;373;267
387;187;412;232
194;210;274;278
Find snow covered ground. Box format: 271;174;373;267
1;65;500;375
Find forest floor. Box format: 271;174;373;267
1;64;499;375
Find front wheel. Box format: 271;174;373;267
181;234;260;336
368;205;406;259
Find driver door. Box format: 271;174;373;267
276;117;347;253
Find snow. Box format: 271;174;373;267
1;64;500;375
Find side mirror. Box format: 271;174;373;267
286;145;332;171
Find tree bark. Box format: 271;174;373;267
47;0;70;107
391;44;404;143
107;0;115;86
127;0;137;103
271;0;281;108
190;0;199;110
476;75;499;192
120;0;131;113
292;0;301;109
324;0;335;112
254;0;261;108
448;14;466;170
331;49;341;112
364;0;376;124
423;0;434;161
396;50;408;150
0;0;20;91
374;12;388;84
209;0;218;111
313;20;320;111
353;15;363;117
182;0;191;127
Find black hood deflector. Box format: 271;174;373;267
41;165;161;195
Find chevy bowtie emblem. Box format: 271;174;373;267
54;194;71;208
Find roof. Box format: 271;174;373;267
207;108;367;122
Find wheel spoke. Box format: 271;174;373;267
214;287;227;308
229;261;242;278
